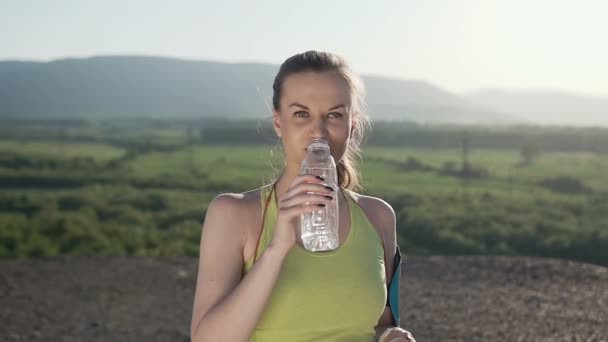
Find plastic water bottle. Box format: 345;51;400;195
300;139;339;252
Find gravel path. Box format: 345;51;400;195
1;256;607;341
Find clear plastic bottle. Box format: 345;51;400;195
300;139;339;252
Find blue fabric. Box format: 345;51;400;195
388;245;402;326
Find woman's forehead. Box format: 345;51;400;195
280;71;352;107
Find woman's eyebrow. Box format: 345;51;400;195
327;104;346;111
287;102;346;111
288;102;309;110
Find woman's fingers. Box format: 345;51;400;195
279;192;334;209
288;174;327;188
403;330;415;342
277;174;335;212
284;177;334;199
277;202;329;218
384;328;415;342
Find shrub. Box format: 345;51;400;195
538;176;591;194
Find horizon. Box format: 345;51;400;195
2;53;607;100
1;0;607;97
1;54;607;127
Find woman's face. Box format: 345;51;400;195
273;71;354;169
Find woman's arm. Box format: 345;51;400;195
369;198;399;341
190;194;290;342
191;176;332;341
357;196;414;341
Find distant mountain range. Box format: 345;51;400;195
0;56;606;126
465;89;608;127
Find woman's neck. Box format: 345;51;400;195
273;166;300;200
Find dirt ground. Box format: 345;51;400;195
1;255;607;342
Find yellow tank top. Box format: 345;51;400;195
242;184;387;342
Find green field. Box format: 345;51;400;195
0;140;126;162
0;122;607;266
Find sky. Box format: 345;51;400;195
1;0;607;96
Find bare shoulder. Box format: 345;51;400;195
205;185;271;259
345;190;396;230
208;187;263;214
205;185;267;229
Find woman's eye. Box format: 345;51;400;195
294;111;308;118
328;112;343;118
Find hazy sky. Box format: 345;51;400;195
2;0;607;96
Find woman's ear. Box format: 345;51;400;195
273;110;282;138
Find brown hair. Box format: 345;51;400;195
272;50;371;191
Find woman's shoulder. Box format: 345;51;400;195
207;184;271;217
343;189;396;224
201;185;273;264
344;189;396;246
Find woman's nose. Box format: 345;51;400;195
310;118;328;139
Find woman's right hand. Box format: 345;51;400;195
270;174;335;253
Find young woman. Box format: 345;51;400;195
190;51;416;342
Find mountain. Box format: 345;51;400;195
0;55;515;124
364;75;520;124
0;56;277;118
465;89;608;127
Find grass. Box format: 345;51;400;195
0;140;126;162
0;133;606;264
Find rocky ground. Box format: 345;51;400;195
1;255;607;342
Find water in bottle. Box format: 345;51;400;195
300;139;339;252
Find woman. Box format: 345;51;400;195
190;51;416;342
